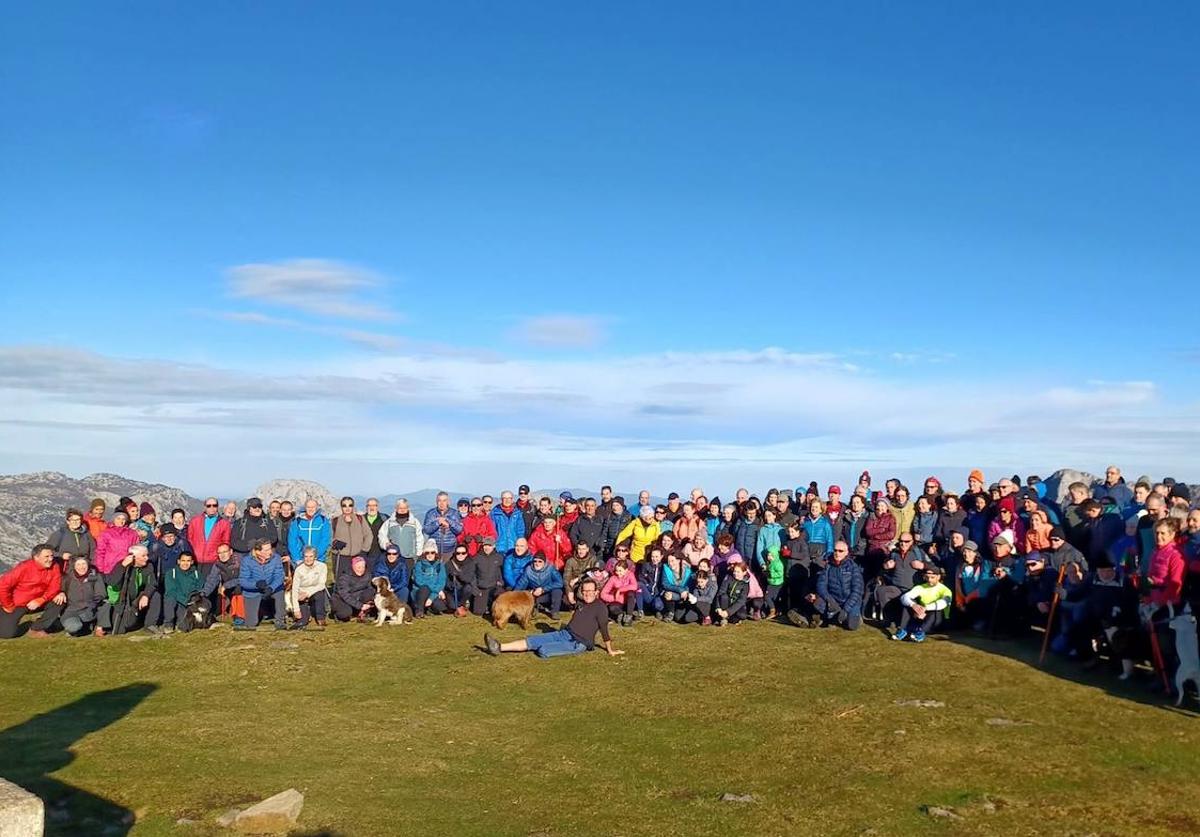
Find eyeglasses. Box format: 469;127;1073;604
455;550;467;555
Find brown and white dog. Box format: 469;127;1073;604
491;590;536;630
371;577;411;625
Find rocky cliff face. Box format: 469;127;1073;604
253;479;342;518
0;472;204;566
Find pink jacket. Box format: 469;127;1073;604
1148;542;1185;607
94;526;140;574
683;541;714;566
600;572;639;604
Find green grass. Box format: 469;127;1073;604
1;616;1198;836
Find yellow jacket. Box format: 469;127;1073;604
616;518;661;562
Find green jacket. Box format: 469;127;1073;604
763;553;785;587
164;565;205;605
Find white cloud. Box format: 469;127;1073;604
510;315;605;348
226;258;398;321
1;343;1192;494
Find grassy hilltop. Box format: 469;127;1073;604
0;618;1197;836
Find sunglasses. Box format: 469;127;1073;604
471;504;482;508
205;503;218;508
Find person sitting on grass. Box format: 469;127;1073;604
893;564;953;642
61;556;106;637
202;543;243;625
484;578;625;659
518;553;564;616
815;540;864;630
162;550;205;633
288;546;329;630
332;555;376;622
502;537;534;589
0;543;66;639
563;541;601;608
600;558;639;625
660;552;693;622
676;569;717;624
411;543;449;618
714;561;751;627
237;538;287;631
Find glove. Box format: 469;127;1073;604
256;580;271;595
332;539;347;552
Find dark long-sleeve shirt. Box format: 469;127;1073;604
566;599;611;650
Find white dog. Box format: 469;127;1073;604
371;577;411;626
1170;605;1199;707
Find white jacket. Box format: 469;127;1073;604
287;561;329;613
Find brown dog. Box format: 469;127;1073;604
491;590;535;630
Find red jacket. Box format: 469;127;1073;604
186;515;233;565
458;513;498;556
0;559;62;610
527;526;572;570
85;515;108;540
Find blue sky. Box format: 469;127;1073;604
1;2;1198;496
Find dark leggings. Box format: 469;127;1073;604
607;597;635;620
297;590;328;624
0;602;64;638
411;586;448;617
899;608;945;633
676;601;711;624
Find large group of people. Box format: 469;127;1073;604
2;469;1198;691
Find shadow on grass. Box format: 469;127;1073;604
941;629;1199;716
0;682;157;836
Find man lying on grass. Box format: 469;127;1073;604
484;578;625;659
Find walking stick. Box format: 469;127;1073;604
1039;562;1070;666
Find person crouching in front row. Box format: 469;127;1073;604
601;558;638;625
517;553;564;616
288;546;329;629
714;561;751;626
332;555;376;622
237;538;286;631
892;564;952;642
411;543;449;618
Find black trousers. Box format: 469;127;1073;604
0;601;64;638
331;592;373;621
675;600;711;624
297;589;328;624
468;585;504;616
607;597;635;620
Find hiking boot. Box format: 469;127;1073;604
233;624;257;632
484;633;501;656
716;618;727;627
701;616;712;626
912;630;926;643
289;621;308;631
750;610;762;621
161;626;175;635
786;609;808;627
273;622;286;631
144;625;163;636
455;606;469;618
232;617;246;627
892;629;908;641
658;612;669;622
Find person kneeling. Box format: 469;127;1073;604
61;556;106;637
815;540;864;630
893;565;952;642
676;569;717;625
237;539;287;631
484;578;624;659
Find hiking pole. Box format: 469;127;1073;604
1146;614;1172;694
1038;562;1070;666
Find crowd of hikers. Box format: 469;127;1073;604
2;468;1198;691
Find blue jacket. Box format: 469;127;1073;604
517;563;563;592
662;563;692;595
412;558;447;596
239;554;284;596
911;511;937;545
817;558;863;612
489;505;525;553
705;517;720;543
289;513;332;563
372;556;409;593
756;523;783;563
802;516;835;555
422;508;463;554
503;551;534;588
732;519;761;567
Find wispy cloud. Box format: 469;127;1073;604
226;259;400;321
510;315;606;348
207;310;402;354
